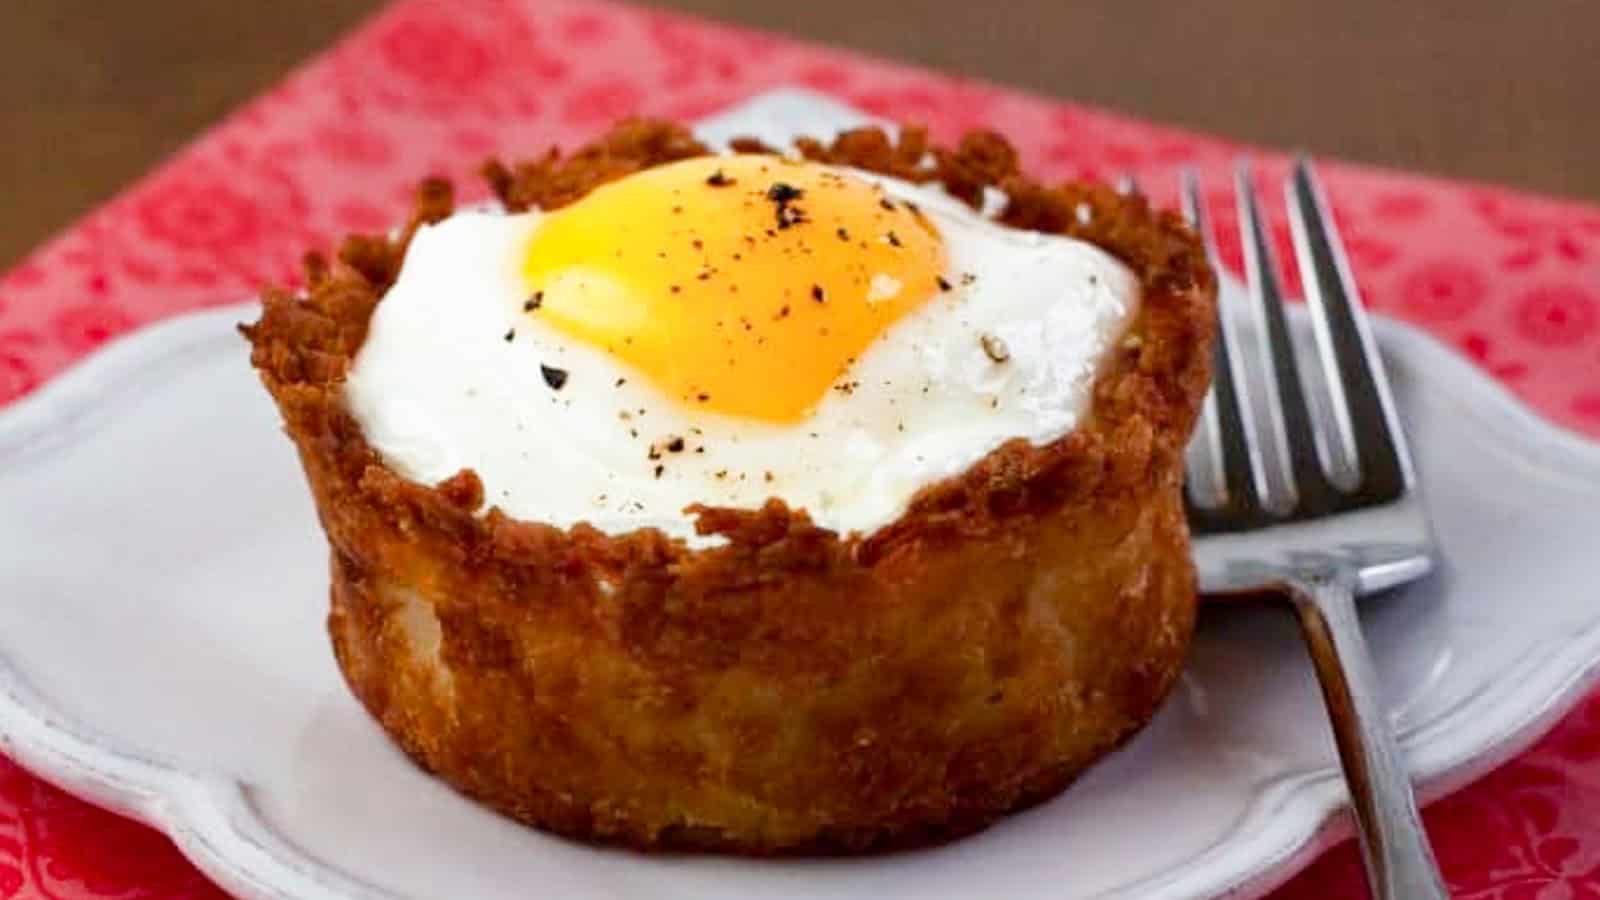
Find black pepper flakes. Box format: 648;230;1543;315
540;364;569;390
766;182;803;204
654;465;664;479
836;226;850;241
696;392;711;402
810;284;826;303
523;291;544;311
766;182;807;229
936;275;953;292
705;169;734;187
885;230;903;248
666;436;685;453
878;197;896;212
503;328;516;342
980;333;1011;363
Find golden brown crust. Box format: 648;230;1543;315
326;475;1196;853
243;119;1216;853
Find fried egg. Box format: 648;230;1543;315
345;154;1138;542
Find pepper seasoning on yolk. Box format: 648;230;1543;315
522;155;948;423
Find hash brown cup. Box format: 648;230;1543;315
244;120;1215;853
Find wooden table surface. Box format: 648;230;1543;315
4;0;1596;270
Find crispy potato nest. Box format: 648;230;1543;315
243;119;1216;853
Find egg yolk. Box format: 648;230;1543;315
522;155;947;422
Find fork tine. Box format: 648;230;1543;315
1180;169;1262;513
1286;159;1411;499
1235;160;1332;513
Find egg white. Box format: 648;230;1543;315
344;168;1139;544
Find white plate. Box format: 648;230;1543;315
3;91;1600;900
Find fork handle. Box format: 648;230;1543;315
1288;569;1449;900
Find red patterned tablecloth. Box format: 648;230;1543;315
2;1;1598;897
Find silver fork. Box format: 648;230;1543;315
1147;160;1448;899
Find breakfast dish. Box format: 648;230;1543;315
242;118;1215;852
4;89;1600;900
